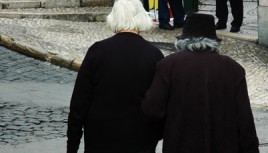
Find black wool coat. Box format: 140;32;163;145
67;32;164;153
142;51;259;153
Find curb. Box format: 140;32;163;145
0;34;82;71
0;27;259;72
0;1;41;9
0;12;108;22
217;31;258;43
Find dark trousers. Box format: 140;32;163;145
183;0;199;13
216;0;243;27
138;149;155;153
142;0;149;12
89;149;155;153
158;0;185;25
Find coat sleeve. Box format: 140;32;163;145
234;68;259;153
67;43;98;153
142;59;170;119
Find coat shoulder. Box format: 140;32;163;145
220;54;245;74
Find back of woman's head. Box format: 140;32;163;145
107;0;153;32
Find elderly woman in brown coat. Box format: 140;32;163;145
142;13;259;153
67;0;164;153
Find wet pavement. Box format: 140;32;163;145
0;45;75;146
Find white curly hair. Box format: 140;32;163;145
106;0;153;33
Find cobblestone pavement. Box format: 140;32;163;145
0;46;76;145
0;101;69;145
0;46;76;83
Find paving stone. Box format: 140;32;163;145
26;119;41;125
43;135;57;140
0;141;8;145
51;110;63;115
38;117;51;122
0;123;8;127
13;121;28;126
25;114;37;119
14;132;27;137
0;104;6;108
6;126;21;131
1;135;13;139
12;111;25;115
1;118;15;122
20;127;33;132
34;131;47;137
5;139;16;144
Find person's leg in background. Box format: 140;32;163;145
158;0;174;30
137;148;156;153
183;0;198;14
142;0;150;12
215;0;228;29
229;0;243;32
168;0;185;28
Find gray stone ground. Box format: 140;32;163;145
0;0;268;152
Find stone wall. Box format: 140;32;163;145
258;0;268;47
41;0;80;8
81;0;114;7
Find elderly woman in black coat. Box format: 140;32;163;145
142;13;259;153
67;0;164;153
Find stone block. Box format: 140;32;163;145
71;60;81;71
0;13;22;19
81;0;114;7
259;0;268;6
41;0;80;8
1;1;41;9
258;6;268;47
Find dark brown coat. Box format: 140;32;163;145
67;32;164;153
142;51;259;153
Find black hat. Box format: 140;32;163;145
177;13;221;41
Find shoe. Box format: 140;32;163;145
173;22;184;28
215;23;227;30
159;23;174;30
230;26;240;32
